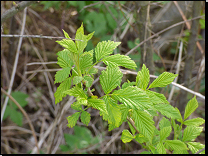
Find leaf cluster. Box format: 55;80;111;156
55;24;205;154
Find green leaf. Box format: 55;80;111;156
71;102;83;111
159;126;172;142
56;49;73;68
184;96;198;120
95;40;121;61
136;64;150;90
83;75;93;87
66;112;80;128
159;117;171;130
102;54;137;70
121;129;135;143
59;144;70;152
122;81;136;89
3;106;11;120
88;67;98;75
75;23;87;53
88;99;108;114
146;90;169;105
10;91;28;109
64;86;87;99
183;117;205;126
157;142;166;154
119;104;130;122
80;50;93;73
10;109;23;126
86;31;94;41
54;67;71;84
73;76;83;85
134;133;149;144
112;86;152;110
103;96;121;127
81;111;91;126
154;104;181;119
54;77;72;104
182;126;203;142
100;66;123;94
56;30;78;53
187;142;205;154
133;109;155;141
164;140;188;151
148;72;178;89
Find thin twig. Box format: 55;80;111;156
1;34;83;41
1;88;40;154
125;15;204;56
168;41;183;102
24;64;205;100
195;147;205;154
1;8;27;124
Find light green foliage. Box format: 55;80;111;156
95;40;121;61
133;110;155;142
184;96;198;120
55;24;204;154
3;91;28;126
112;86;152;110
148;72;178;89
81;111;91;126
103;54;137;70
100;66;123;94
121;130;135;143
136;64;149;90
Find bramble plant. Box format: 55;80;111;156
54;24;205;154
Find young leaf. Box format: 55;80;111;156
103;96;121;127
66;112;80;128
159;117;171;130
148;72;178;89
56;30;78;53
73;76;83;85
10;108;23;126
81;111;91;126
122;81;136;89
157;142;166;154
154;104;181;119
182;126;203;142
88;99;108;114
56;49;73;68
184;96;198;120
135;133;149;144
119;104;130;122
54;77;72;104
187;142;205;154
80;51;93;73
112;86;152;110
164;140;188;151
100;66;123;94
75;23;87;54
183;117;205;126
54;67;71;84
95;40;121;61
102;54;137;70
64;86;87;99
146;90;169;105
71;102;83;111
133;109;155;142
136;64;150;90
86;31;94;41
83;75;93;87
121;129;135;143
159;126;172;142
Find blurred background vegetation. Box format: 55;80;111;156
1;1;205;154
